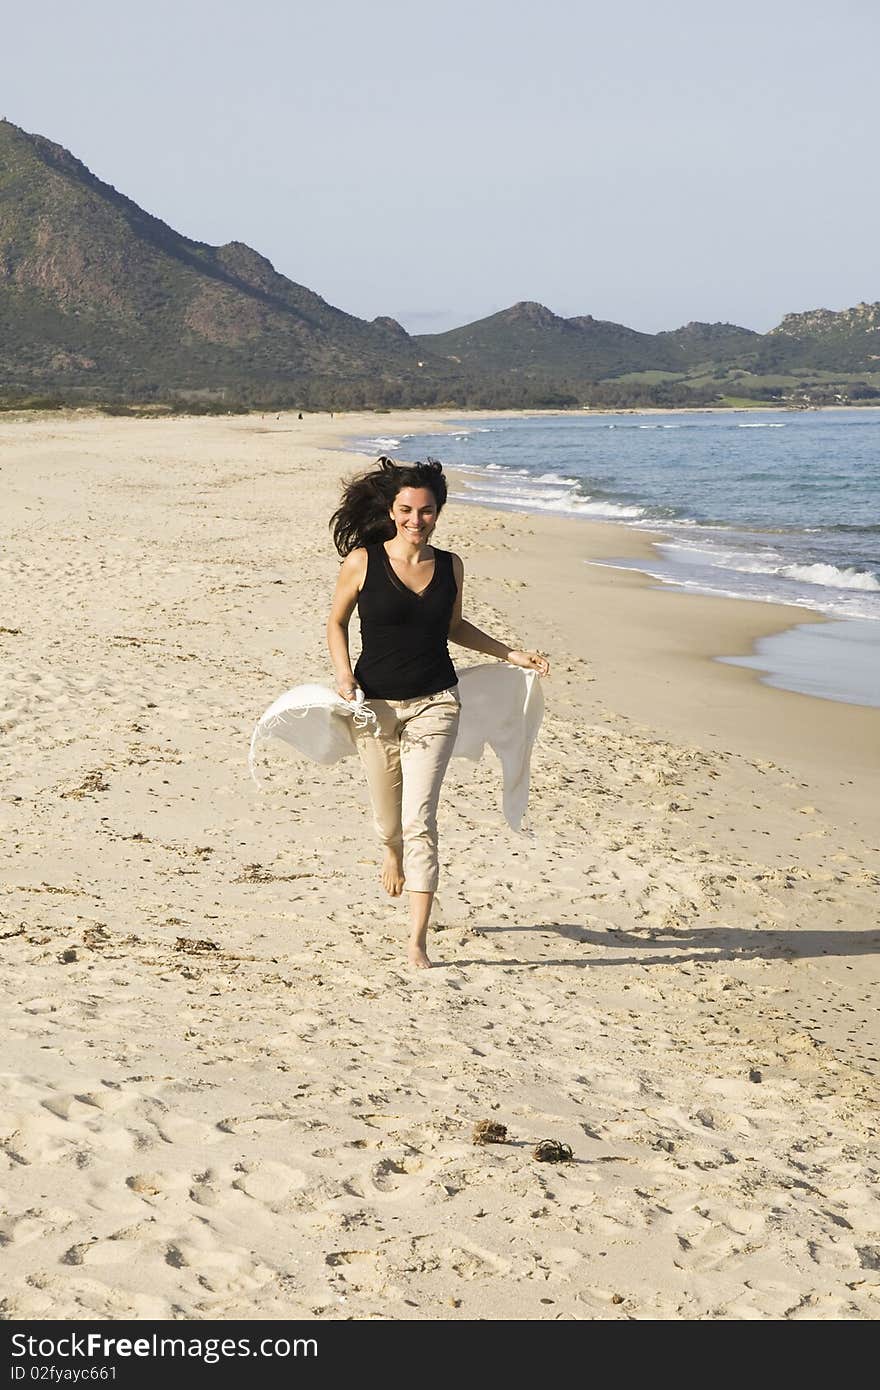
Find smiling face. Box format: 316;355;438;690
389;486;438;542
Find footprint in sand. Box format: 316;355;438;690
442;1243;513;1280
370;1157;411;1192
231;1160;310;1207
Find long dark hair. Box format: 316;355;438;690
329;455;448;557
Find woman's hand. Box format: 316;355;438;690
507;649;550;676
336;679;359;702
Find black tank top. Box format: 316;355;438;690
353;542;459;699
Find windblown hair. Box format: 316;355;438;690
329;455;448;557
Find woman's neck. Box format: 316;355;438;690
384;535;435;563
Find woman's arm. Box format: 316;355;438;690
326;549;367;700
448;553;550;674
451;619;514;661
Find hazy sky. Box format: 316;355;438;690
3;0;878;335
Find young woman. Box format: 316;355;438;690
327;456;550;969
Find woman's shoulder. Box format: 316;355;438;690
434;544;463;564
340;545;370;585
342;543;371;563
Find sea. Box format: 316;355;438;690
354;409;880;709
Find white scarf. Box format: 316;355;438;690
249;663;544;833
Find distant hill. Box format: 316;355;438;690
1;118;878;408
755;301;880;372
414;301;667;378
416;299;880;402
416;302;766;380
654;320;761;367
0;118;443;399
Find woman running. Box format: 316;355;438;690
327;455;550;968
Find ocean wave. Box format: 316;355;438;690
660;541;783;564
454;483;645;520
736;423;786;428
724;558;879;591
621;421;708;430
659;542;880;593
573;500;647;519
776;562;880;591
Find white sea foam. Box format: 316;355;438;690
366;436;401;449
463;486;645;519
777;562;880;591
737;422;786;428
573;500;647;519
710;555;878;592
659;542;880;593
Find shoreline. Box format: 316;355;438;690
7;401;880;423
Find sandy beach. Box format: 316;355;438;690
2;408;879;1321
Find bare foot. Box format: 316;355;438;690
407;942;432;969
381;847;405;896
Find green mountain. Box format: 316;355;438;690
655;320;760;367
0;118;442;398
415;301;668;378
416;304;769;381
753;302;880;372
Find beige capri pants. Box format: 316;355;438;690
353;685;461;893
